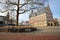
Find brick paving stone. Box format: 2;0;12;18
0;34;60;40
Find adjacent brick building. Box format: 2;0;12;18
29;5;58;27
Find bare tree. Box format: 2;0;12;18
0;0;47;26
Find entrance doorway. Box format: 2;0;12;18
51;23;53;26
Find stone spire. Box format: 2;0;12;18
44;5;52;13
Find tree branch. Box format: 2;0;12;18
7;0;18;5
0;9;16;13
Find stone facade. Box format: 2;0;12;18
29;13;47;26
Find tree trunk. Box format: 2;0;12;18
16;0;20;26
